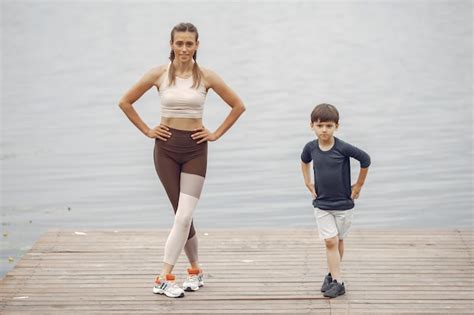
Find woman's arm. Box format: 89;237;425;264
191;69;246;143
118;66;171;140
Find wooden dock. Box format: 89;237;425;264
0;229;472;314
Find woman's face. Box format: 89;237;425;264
171;31;199;63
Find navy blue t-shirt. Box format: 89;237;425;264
301;137;371;210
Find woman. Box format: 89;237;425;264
118;22;245;298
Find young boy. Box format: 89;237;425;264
300;103;371;298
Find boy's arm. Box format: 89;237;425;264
351;167;369;199
342;142;371;200
301;161;317;199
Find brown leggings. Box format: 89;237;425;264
153;128;207;240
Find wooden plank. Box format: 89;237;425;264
1;229;473;314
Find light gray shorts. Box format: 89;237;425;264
314;208;354;240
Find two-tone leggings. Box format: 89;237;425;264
153;128;207;266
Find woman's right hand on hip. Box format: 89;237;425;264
146;124;171;141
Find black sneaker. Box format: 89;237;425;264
323;280;345;298
320;273;333;292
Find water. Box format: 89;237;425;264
1;0;472;277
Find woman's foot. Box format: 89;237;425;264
153;274;185;298
182;268;204;291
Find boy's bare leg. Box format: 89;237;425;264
325;236;341;281
339;239;344;261
326;239;344;272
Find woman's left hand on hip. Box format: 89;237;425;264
191;127;217;144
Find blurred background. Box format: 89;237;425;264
1;0;472;277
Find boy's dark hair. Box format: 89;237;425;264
310;103;339;124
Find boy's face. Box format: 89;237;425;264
311;120;338;140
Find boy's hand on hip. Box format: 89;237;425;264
305;182;317;200
351;184;362;199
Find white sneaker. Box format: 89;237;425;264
182;268;204;292
152;274;185;298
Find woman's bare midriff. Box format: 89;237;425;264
160;117;203;131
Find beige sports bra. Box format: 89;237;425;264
159;64;207;119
